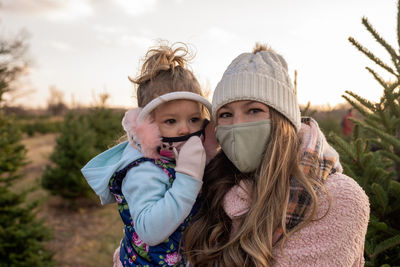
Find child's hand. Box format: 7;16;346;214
174;136;206;181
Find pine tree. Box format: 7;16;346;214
0;31;29;107
41;107;124;201
330;2;400;265
86;107;125;151
0;113;54;266
0;33;53;266
42;112;98;200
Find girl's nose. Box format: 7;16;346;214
178;122;190;135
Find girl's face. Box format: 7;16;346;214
217;100;270;126
154;99;203;137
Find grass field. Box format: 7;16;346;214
20;133;124;266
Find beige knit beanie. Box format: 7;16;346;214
212;45;301;132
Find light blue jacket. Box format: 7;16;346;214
81;141;202;245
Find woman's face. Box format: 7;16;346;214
217;100;270;126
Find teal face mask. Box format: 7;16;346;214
216;120;271;173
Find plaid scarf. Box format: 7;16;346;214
222;117;342;244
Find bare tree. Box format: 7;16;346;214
47;85;68;115
0;29;30;107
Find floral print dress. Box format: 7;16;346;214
109;157;198;267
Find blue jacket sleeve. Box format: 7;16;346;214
121;161;202;246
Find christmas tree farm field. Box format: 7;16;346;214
17;133;123;266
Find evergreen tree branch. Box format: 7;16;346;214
384;87;400;118
364;239;373;258
387;82;400;116
343;5;400;264
349;37;397;76
372;234;400;258
375;105;392;133
389;79;400;90
371;183;389;215
344;90;376;113
359;122;400;151
362;17;400;74
393;86;400;99
329;133;357;160
364;114;386;129
390;180;400;197
343;96;387;131
366;67;390;89
355;139;363;160
343;95;384;130
398;0;400;53
393;117;400;129
379;150;400;165
342;162;358;180
370;138;391;153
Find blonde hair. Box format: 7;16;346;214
129;41;203;107
184;108;321;267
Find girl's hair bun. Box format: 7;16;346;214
130;42;193;85
129;41;202;108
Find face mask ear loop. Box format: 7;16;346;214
202;119;210;134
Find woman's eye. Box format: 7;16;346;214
164;119;176;124
218;112;232;118
249;108;263;114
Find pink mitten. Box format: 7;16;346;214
223;180;252;219
113;246;123;267
223;180;252;236
174;136;206;181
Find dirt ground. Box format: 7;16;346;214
20;133;123;266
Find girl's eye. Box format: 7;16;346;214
164;119;176;124
190;117;201;123
218;112;232;118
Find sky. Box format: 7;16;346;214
0;0;397;109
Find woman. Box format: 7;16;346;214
184;44;370;266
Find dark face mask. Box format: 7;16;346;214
158;119;209;158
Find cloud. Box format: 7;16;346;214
118;35;153;48
94;30;153;48
93;25;128;46
1;0;61;13
48;41;75;52
201;27;239;44
93;25;126;35
1;0;93;21
92;23;153;48
115;0;157;16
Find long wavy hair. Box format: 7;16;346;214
184;108;321;267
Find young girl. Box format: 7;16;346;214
81;43;214;267
184;44;370;266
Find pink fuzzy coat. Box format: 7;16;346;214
223;119;370;266
270;172;369;266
